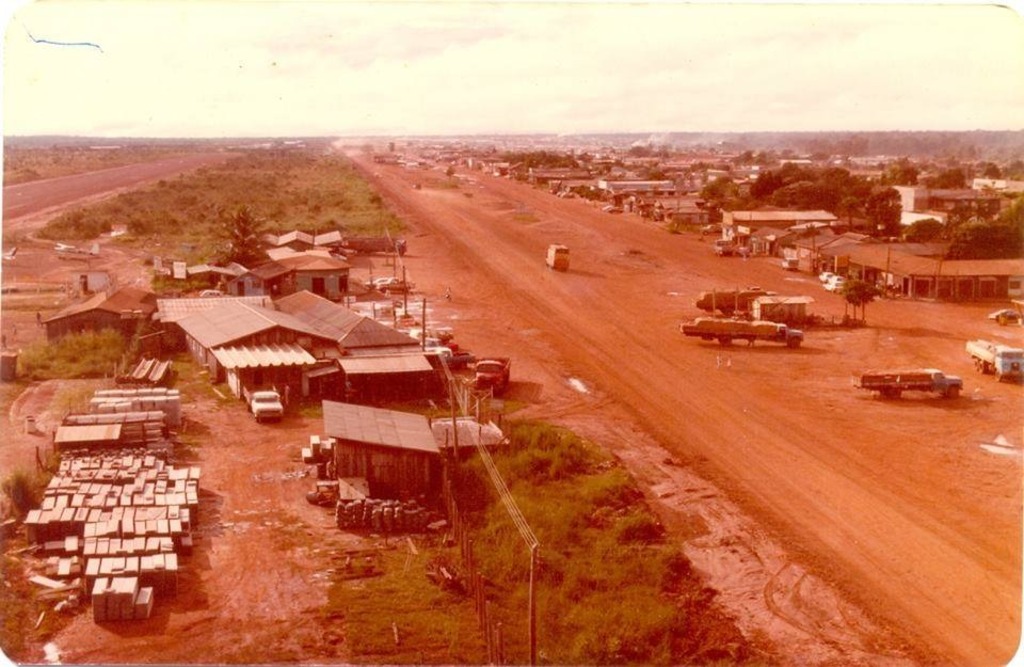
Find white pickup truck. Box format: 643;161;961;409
244;388;284;423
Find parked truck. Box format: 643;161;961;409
680;318;804;348
856;369;963;399
474;357;511;395
965;339;1024;381
243;387;285;423
546;244;570;271
695;287;775;316
340;236;407;256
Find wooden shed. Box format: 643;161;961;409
323;401;441;500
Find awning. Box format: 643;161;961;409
212;343;317;370
338;354;433;376
306;364;341;379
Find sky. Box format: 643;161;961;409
2;1;1023;138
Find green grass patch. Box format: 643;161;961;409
17;330;125;381
452;420;754;665
325;546;486;664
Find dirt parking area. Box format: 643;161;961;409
2;150;1021;665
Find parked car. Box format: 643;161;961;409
199;289;225;298
602;205;623;214
824;276;847;293
819;271;836;284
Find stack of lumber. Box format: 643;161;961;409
118;359;173;386
85;553;178;596
90;388;182;428
91;576;155;622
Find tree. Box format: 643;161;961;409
865;187;902;237
219;205;266;267
841;279;883;322
903;218;944;242
924;167;967;189
881;160;918;186
946;221;1023;259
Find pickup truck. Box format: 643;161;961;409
244;387;284;422
474;357;511;395
965;339;1024;381
856;369;962;399
680;318;804;348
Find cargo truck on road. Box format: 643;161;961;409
546;244;570;271
965;340;1024;381
680;318;804;348
856;369;962;399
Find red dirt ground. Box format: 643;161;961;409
2;148;1021;666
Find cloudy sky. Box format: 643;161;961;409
3;1;1023;138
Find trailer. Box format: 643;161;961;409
965;339;1024;381
694;287;775;316
856;369;962;399
679;318;804;348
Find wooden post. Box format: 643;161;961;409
529;544;538;666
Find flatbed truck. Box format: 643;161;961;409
680;318;804;348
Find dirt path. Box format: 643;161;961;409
352;153;1022;666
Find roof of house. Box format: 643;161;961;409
155;296;273;323
727;210;838;224
177;301;328;349
275;291;420;349
246;261;292;281
265;247;334;262
846;245;1024;277
322;400;439;455
264;230;314;247
274;254;351;272
211;343;317;369
45;287;157;323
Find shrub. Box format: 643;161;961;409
18;329;125;380
2;469;43;518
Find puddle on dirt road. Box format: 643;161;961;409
567;377;589;394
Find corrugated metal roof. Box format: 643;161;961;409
322;400;438;454
45;287;157;323
212;343;316;369
177;301;327;348
155;296;272;323
339;354;432;375
276;291;420;349
55;424;122;444
730;210;838;223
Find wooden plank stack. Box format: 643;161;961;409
91;576;155;622
23;450;199;623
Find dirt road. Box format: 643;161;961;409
352;154;1022;665
2;153;235;232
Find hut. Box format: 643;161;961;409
323;401;441;500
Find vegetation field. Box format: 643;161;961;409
36;148;403;268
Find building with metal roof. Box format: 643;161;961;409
323;400;441;498
43;287;157;343
275;291;421;353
